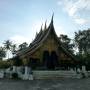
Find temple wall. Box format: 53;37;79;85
20;33;74;67
27;34;59;60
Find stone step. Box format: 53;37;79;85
33;70;77;79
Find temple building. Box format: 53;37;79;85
16;16;77;70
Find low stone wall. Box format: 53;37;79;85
33;70;77;79
1;66;90;80
0;70;4;78
87;71;90;77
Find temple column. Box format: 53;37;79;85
12;66;16;72
81;65;88;77
22;57;33;80
25;66;28;75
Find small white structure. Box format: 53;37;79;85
22;66;29;80
81;66;88;77
77;68;81;73
12;66;16;72
17;66;33;80
4;66;33;80
3;65;90;80
0;70;4;78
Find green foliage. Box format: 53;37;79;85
3;40;12;50
84;54;90;70
1;40;28;59
0;47;6;60
18;42;28;51
3;40;12;59
75;29;90;70
75;29;90;55
59;34;74;54
0;60;11;69
13;56;23;66
11;44;17;56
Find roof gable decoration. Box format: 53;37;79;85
16;14;77;62
17;14;57;55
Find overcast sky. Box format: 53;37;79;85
0;0;90;46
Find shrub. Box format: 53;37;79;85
0;60;11;69
12;73;18;79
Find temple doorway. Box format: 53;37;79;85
43;51;58;70
50;51;58;69
43;51;50;68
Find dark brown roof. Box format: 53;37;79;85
16;16;76;61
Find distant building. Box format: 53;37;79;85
16;15;77;70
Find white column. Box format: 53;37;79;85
82;65;88;77
28;67;33;80
82;66;86;72
13;66;16;72
23;66;29;80
25;66;28;75
77;68;81;73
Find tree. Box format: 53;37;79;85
0;47;6;60
3;40;12;59
74;29;90;70
11;44;17;57
59;34;74;54
18;42;28;51
74;29;90;55
13;56;23;66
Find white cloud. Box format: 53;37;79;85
8;19;49;46
57;0;90;25
74;17;89;25
10;35;30;45
0;43;3;47
57;1;63;6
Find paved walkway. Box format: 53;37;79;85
0;78;90;90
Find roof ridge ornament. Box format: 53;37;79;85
35;31;38;37
40;24;43;31
48;13;54;29
51;13;54;24
44;20;47;30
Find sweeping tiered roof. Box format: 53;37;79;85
29;23;48;47
17;15;76;60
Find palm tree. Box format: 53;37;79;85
11;44;17;57
3;40;12;59
0;47;6;60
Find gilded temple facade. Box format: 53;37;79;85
16;16;77;70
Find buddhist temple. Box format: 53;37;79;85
16;15;77;70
